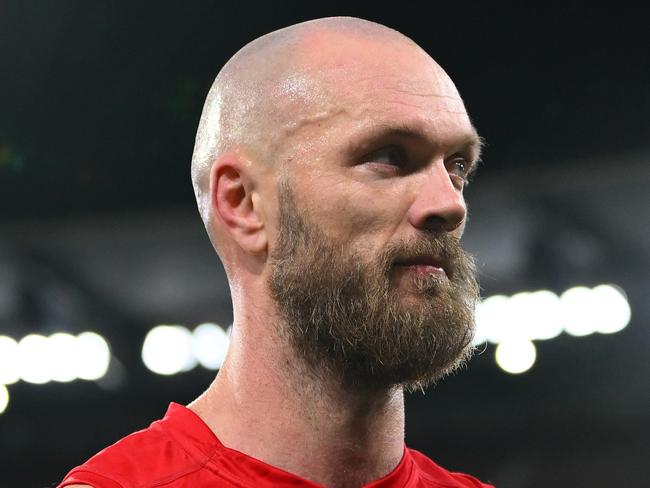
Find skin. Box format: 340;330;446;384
65;18;482;488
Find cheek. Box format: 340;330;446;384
306;178;408;243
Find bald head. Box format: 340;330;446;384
187;16;481;394
190;17;432;225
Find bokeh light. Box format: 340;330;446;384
191;323;230;370
1;332;111;385
76;332;111;381
591;284;631;334
495;338;537;374
49;333;80;383
561;286;598;337
475;283;630;348
523;290;563;341
475;294;510;345
142;325;196;375
18;334;51;384
0;384;8;414
0;336;20;385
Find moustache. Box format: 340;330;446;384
379;233;469;280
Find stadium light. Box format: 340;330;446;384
0;336;20;385
495;338;537;374
1;332;112;385
142;325;196;375
76;332;111;381
521;290;563;341
49;333;80;383
474;283;630;346
0;385;8;414
474;283;631;374
18;334;51;384
561;286;598;337
191;323;230;370
590;284;631;334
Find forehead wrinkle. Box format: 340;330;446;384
384;81;462;98
385;100;469;114
342;117;482;156
279;106;351;147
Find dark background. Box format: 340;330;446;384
1;3;649;487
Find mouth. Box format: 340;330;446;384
393;255;450;278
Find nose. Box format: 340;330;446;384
407;162;467;234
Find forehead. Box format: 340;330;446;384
281;33;475;152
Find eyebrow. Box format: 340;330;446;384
348;121;485;175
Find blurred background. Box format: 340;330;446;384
1;3;648;487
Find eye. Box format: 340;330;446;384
363;146;407;169
449;158;467;177
446;157;471;188
449;157;472;177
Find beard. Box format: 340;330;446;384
268;185;480;392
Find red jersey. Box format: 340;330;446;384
59;403;494;488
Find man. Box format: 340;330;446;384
59;16;493;488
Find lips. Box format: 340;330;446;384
394;255;450;278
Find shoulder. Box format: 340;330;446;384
59;407;209;488
408;448;495;488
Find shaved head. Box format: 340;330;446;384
190;17;480;391
190;17;430;226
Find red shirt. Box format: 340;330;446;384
59;403;494;488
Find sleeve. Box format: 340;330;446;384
451;471;496;487
57;468;125;488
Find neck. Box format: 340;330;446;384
188;296;406;488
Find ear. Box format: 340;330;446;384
209;157;267;256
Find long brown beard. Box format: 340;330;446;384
268;186;480;392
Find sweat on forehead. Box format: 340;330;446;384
191;17;443;224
